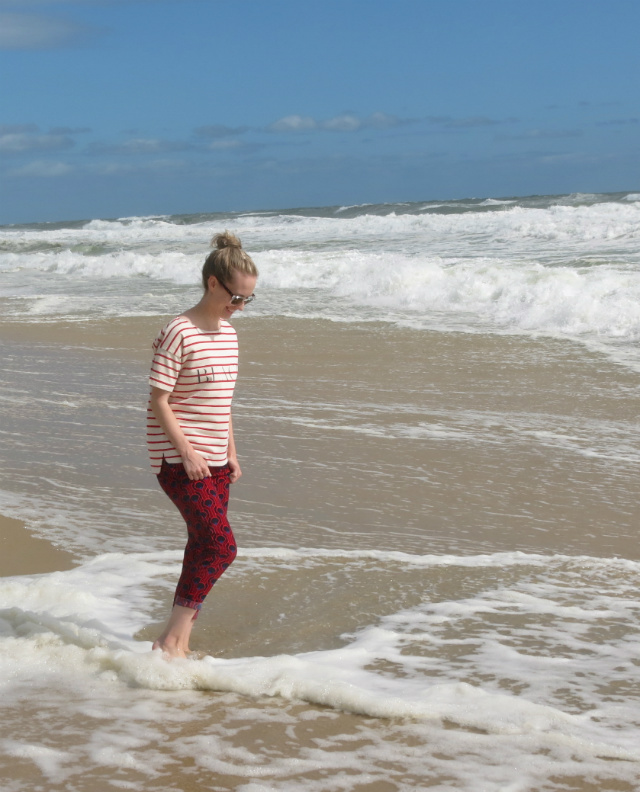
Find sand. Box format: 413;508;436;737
0;513;76;577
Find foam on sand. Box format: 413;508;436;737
1;548;640;790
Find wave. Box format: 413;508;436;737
1;191;638;248
2;193;640;364
2;548;640;752
3;548;639;791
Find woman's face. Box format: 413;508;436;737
207;271;257;321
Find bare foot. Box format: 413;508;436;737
152;639;188;660
151;605;196;660
187;649;207;660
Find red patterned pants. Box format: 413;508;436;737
157;459;237;618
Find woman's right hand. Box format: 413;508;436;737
181;450;210;480
149;389;210;481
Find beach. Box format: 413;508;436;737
1;194;640;790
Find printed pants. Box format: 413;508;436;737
157;459;237;618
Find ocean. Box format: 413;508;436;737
1;192;639;791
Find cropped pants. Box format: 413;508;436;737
157;458;237;618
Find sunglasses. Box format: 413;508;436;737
220;281;255;306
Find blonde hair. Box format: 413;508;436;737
202;231;258;290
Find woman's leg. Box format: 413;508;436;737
152;605;196;658
153;461;237;658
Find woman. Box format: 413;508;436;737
146;231;258;658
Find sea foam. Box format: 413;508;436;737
2;550;640;789
2;195;639;367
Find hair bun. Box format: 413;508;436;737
212;231;242;250
202;230;258;288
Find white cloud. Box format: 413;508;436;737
366;112;406;129
268;115;318;132
536;151;591;165
10;160;73;177
194;125;248;138
426;115;513;129
322;114;361;132
0;130;75;153
89;162;134;176
496;129;582;141
596;118;639;127
50;126;92;134
0;124;39;135
88;158;187;175
268;112;413;134
89;138;190;155
207;139;245;150
0;12;92;49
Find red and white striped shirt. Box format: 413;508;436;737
146;316;238;472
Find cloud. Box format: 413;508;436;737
267;112;414;134
205;140;265;156
0;129;75;153
268;115;318;133
88;158;187;176
7;154;189;181
496;129;583;141
9;159;73;177
535;152;590;165
322;114;362;132
549;101;622;110
194;125;249;139
207;140;246;150
596;118;639;127
0;124;39;135
91;132;261;156
50;126;92;135
89;137;191;155
0;11;97;50
366;112;411;130
426;116;513;129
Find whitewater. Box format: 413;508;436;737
1;191;640;369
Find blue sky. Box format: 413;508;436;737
1;0;639;223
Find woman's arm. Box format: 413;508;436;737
227;413;242;483
149;387;210;481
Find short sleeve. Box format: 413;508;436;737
148;324;184;392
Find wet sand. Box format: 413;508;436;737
1;315;639;560
0;514;76;577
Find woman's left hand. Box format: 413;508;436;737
228;455;242;483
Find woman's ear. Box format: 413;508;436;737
207;274;218;292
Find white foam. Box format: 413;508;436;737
1;741;71;784
479;198;517;206
253;404;640;465
2;197;640;366
2;548;640;790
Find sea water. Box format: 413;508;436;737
3;192;640;363
1;193;639;790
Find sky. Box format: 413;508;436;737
1;0;639;224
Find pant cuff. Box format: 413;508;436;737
173;596;203;619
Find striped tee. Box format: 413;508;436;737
146;316;238;472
